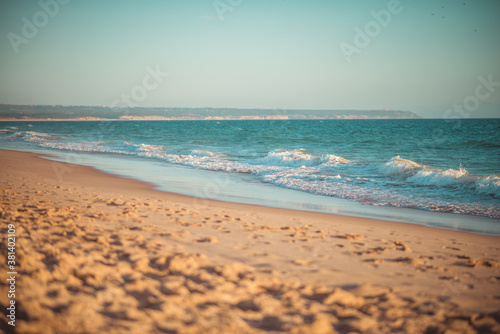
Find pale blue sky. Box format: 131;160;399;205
1;0;499;117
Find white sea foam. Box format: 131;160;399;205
379;156;423;174
37;141;129;154
16;131;61;143
190;149;227;158
475;176;500;198
407;167;474;186
168;155;264;174
257;149;349;167
134;147;349;176
10;131;125;154
264;170;499;217
264;170;411;207
137;143;168;154
134;145;273;174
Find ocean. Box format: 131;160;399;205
1;119;499;235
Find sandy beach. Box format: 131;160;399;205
0;149;499;333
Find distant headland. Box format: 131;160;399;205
0;104;421;121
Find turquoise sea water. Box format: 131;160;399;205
1;119;499;234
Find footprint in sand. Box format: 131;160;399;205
453;259;499;268
291;259;314;266
196;236;219;243
363;258;384;265
392;241;410;252
246;252;268;257
354;246;389;256
333;233;363;241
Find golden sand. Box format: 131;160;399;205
0;149;499;333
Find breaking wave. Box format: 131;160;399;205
256;149;350;167
379;156;424;174
1;128;498;219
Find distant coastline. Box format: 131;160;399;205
0;104;421;121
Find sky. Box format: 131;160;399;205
0;0;499;118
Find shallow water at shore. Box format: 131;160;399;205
1;119;499;234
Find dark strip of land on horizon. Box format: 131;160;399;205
0;104;421;121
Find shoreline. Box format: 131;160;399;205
27;147;500;236
1;149;499;333
0;117;423;122
6;147;498;236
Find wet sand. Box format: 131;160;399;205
0;149;499;333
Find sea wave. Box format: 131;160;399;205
407;167;474;186
134;144;273;174
191;149;227;158
463;140;500;149
0;126;19;131
379;156;423;174
256;149;349;167
475;176;500;198
1;128;498;218
5;130;62;142
36;140;129;155
382;156;500;198
135;146;349;174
